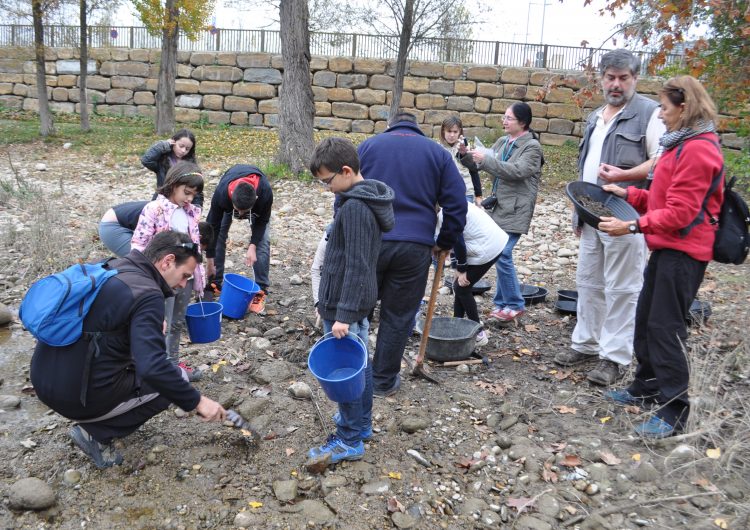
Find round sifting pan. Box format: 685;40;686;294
566;181;639;230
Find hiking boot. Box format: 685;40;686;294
633;416;675;439
308;434;365;464
554;349;595;366
178;362;204;382
587;359;625;386
248;291;266;314
373;375;400;399
69;425;123;469
493;308;525;322
475;330;489;347
604;388;644;406
332;412;373;441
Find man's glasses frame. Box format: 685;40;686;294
318;171;339;188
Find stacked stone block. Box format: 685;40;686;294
0;47;741;148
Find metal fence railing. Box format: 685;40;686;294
0;24;684;73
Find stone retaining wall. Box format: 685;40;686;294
0;46;743;148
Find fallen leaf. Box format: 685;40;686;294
541;465;558;483
547;442;567;453
624;405;641;414
553;370;572;381
706;448;722;459
248;501;263;509
714;518;728;529
235;362;252;372
285;447;295;457
387;496;405;513
388;471;402;480
473;424;492;434
474;381;510;396
632;453;641;461
507;496;535;513
562;454;582;467
454;457;479;470
524;324;539;332
600;416;612;423
598;451;621;465
555;405;578;414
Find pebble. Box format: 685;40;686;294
630;461;660;483
516;515;552;530
481;510;502;526
460;497;488;515
321;475;347;494
314;207;327;216
250;337;272;350
298;499;335;524
406;449;431;467
0;303;12;325
62;469;81;486
495;434;512;449
536;494;560;517
391;511;417;529
456;364;470;373
289;274;303;285
251;360;292;384
263;327;285;339
63;142;72;149
9;477;56;510
585;483;600;495
361;479;390;495
174;408;188;418
666;444;698;468
0;395;21;409
272;479;298;502
400;415;431;433
35;163;47;171
234;511;255;527
288;381;312;400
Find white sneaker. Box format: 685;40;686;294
475;330;489;347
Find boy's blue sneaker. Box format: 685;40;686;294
308;435;364;464
633;416;675;439
332;412;373;441
604;388;643;406
69;425;124;469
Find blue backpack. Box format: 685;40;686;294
20;261;118;347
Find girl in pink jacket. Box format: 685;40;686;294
132;161;205;380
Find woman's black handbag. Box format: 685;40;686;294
481;196;497;210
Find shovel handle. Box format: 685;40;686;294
416;250;448;365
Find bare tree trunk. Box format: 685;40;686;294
156;0;178;135
278;0;315;174
389;0;414;122
79;0;90;132
32;0;54;136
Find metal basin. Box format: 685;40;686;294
415;317;482;362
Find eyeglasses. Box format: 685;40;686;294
175;242;200;254
317;172;339;188
502;115;517;122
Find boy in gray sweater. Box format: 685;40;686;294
308;138;395;464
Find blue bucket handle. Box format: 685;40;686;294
319;331;368;368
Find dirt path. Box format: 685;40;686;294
1;144;748;529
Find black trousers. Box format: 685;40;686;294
452;253;501;324
372;241;432;392
628;249;707;429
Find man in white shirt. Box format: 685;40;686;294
555;49;666;385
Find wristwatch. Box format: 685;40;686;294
628;222;638;234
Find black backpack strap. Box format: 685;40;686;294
677;137;724;237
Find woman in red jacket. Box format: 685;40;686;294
598;75;724;438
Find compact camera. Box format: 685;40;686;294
481;196;498;210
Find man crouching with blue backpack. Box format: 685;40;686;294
28;231;226;469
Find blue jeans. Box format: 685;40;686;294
492;232;525;311
323;319;373;446
98;222;133;258
214;211;271;291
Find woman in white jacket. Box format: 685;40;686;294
437;203;509;345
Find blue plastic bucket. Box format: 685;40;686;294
185;302;223;343
308;333;367;403
219;273;260;319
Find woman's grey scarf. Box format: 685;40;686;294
659;120;716;151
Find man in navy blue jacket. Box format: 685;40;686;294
204;164;273;312
30;231;226;469
358;112;467;396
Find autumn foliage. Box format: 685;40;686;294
133;0;215;38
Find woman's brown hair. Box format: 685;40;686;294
660;75;717;130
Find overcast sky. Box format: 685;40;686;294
112;0;629;49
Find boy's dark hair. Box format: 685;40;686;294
389;110;417;126
158;161;204;198
198;221;215;249
172;128;197;161
143;230;203;266
232;182;257;211
309;137;360;175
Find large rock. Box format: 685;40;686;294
0;302;12;325
8;478;56;510
0;395;21;409
298;500;335;524
243;68;282;84
56;60;96;75
272;479;298;502
251;360;293;384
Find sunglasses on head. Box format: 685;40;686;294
175;242;200;254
